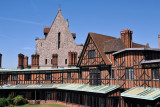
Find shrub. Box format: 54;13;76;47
24;98;28;104
7;95;14;105
13;95;25;105
0;98;7;107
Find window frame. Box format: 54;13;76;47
24;74;31;81
88;50;95;59
152;68;159;80
89;69;101;86
67;72;71;79
45;73;52;81
11;74;18;81
125;67;134;80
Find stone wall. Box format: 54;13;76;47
36;9;83;68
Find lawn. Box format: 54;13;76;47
17;104;67;107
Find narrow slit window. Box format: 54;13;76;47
45;59;47;64
58;32;60;49
65;59;67;64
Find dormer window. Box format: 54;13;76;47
58;32;60;49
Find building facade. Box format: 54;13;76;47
36;9;83;68
0;26;160;106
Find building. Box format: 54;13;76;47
36;9;83;69
0;16;160;106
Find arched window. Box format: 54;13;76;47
58;32;60;49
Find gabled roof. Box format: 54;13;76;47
104;38;126;53
78;32;116;66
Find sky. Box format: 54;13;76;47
0;0;160;68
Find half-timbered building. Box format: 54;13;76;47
0;29;160;107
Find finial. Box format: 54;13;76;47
58;8;61;12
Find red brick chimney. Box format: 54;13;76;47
0;53;2;68
24;56;28;69
18;53;24;69
120;29;133;48
31;54;39;69
52;54;58;68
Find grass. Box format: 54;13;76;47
17;104;67;107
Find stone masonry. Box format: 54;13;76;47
36;9;83;68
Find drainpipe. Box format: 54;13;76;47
115;58;118;86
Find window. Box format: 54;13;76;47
65;59;67;64
58;32;60;49
45;73;52;80
11;74;18;81
24;74;31;81
51;59;52;64
125;68;134;80
90;69;101;85
67;72;71;79
152;68;159;80
79;71;82;79
41;43;42;47
88;50;95;59
45;59;47;64
111;70;114;79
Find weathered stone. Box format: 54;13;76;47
36;9;83;68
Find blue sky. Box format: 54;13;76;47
0;0;160;68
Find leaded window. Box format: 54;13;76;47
125;68;134;80
11;74;18;81
88;50;95;59
152;68;159;80
45;73;52;80
89;69;101;85
67;72;71;79
24;74;31;81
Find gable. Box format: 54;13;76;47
78;36;105;66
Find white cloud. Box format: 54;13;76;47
0;17;43;25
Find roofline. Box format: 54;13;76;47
0;67;80;73
141;59;160;64
112;48;160;56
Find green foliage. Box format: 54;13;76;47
0;98;7;107
7;95;14;105
9;104;15;107
13;95;25;106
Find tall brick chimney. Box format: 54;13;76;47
18;53;24;69
158;34;160;48
31;54;39;69
120;29;133;48
0;53;2;68
24;56;28;69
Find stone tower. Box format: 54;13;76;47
36;9;83;68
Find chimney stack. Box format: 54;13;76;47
24;56;28;69
31;54;39;69
120;29;133;48
158;34;160;48
18;53;24;69
0;53;2;68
